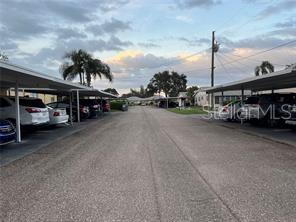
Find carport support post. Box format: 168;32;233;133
76;90;80;123
221;91;224;106
100;97;103;113
15;80;21;143
241;89;244;125
69;92;73;125
166;98;168;109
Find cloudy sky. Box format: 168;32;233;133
1;0;295;94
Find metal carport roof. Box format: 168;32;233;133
205;66;296;93
0;61;82;90
22;88;118;98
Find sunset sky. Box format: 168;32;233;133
1;0;295;94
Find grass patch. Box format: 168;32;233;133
167;106;207;115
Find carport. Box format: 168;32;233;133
206;66;296;102
23;88;117;123
0;61;116;143
154;97;179;108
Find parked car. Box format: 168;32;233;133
47;106;69;125
0;120;16;145
98;99;110;112
79;99;101;118
158;101;178;108
0;96;49;126
122;104;128;111
47;101;89;122
241;93;296;126
285;104;296;128
218;100;243;121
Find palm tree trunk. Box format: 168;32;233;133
82;72;85;85
79;72;82;84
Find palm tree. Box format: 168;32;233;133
85;59;113;87
255;61;274;76
60;49;113;86
60;49;91;85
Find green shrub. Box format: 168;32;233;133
110;101;126;110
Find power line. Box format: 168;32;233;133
220;40;296;66
217;54;250;76
226;52;286;66
177;39;296;75
215;54;232;81
217;0;277;35
154;47;211;69
219;53;253;73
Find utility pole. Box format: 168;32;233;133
211;31;215;109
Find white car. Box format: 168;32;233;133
47;106;69;125
218;100;243;121
0;96;49;126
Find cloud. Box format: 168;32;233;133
138;42;160;48
218;35;295;50
176;15;193;23
109;51;179;70
275;17;296;28
0;0;130;41
178;37;211;46
86;18;132;35
175;0;221;9
258;0;296;19
8;36;133;79
268;28;296;38
55;27;87;40
241;0;271;4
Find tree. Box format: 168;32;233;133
186;86;199;105
145;82;156;97
85;59;113;87
130;85;147;98
147;71;171;97
60;49;91;85
0;52;8;61
147;71;187;97
60;49;113;86
255;61;274;76
169;71;187;97
104;88;119;96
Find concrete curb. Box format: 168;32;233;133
219;123;296;148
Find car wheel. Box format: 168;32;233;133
70;114;77;122
7;119;16;127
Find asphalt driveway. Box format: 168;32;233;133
1;106;296;221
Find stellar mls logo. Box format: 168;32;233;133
201;104;296;121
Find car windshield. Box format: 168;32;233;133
245;97;259;104
11;98;46;108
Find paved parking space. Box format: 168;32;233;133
188;114;296;147
0;114;110;167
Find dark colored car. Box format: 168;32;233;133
79;99;101;118
98;99;110;112
285;105;296;128
158;101;178;108
0;120;16;145
241;93;296;126
47;101;90;122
